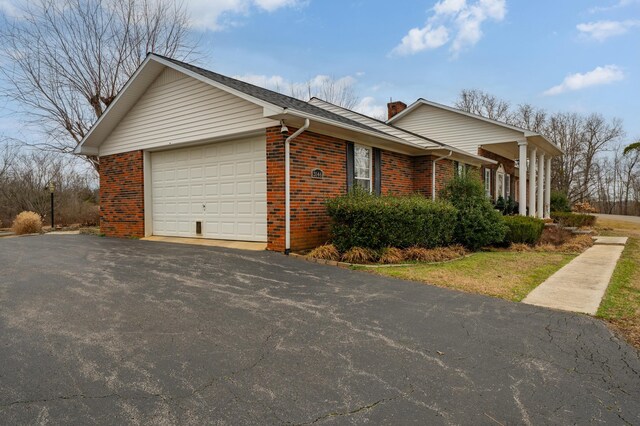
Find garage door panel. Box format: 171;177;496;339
255;159;266;174
151;136;267;241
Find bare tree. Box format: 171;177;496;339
546;112;584;201
454;89;511;122
0;0;195;169
289;76;359;110
510;103;547;133
579;114;624;201
454;89;628;208
0;148;98;226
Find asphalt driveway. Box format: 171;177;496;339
0;235;639;425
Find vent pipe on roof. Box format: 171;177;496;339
285;118;310;255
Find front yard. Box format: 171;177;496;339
362;251;575;302
596;217;640;348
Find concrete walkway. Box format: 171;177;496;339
523;237;627;315
141;235;266;251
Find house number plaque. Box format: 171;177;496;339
311;168;324;179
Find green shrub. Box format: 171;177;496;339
551;211;597;227
503;216;545;245
550;191;571;213
325;191;457;251
440;172;508;250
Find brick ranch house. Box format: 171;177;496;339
75;54;562;253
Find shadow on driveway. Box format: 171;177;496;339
0;235;638;424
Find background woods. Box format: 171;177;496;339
455;89;639;215
0;142;98;228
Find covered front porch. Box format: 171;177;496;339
479;134;563;219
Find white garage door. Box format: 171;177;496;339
151;136;267;241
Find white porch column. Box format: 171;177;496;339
545;157;551;218
518;140;528;216
537;153;545;219
528;147;537;217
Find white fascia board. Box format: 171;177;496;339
275;108;426;151
423;146;497;165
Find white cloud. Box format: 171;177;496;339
577;20;640;41
0;0;22;17
184;0;303;31
589;0;638;14
392;0;506;57
0;0;303;30
393;25;449;55
354;97;386;119
543;65;625;96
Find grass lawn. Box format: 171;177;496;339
363;251;575;302
596;217;640;349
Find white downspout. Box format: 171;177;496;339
432;151;452;200
285;118;310;254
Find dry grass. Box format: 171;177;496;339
367;251;574;302
596;217;640;238
403;245;466;263
539;226;573;246
12;211;43;235
306;244;340;261
559;235;594;252
379;247;405;264
596;216;640;350
341;247;378;264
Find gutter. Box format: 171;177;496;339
432;151;452;200
285;118;310;254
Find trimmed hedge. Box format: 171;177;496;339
326;192;457;251
440;172;507;250
503;216;545;245
550;191;571;213
551;211;597;227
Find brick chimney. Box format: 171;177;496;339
387;101;407;120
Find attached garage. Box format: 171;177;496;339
150;136;267;241
76;53;498;252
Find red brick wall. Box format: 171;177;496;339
478;147;516;198
267;126;348;252
412;156;456;198
413;156;433;196
435;159;455;194
381;151;414;195
269;127;443;252
266;128;286;252
99;150;144;238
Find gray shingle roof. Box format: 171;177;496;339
151;54;389;137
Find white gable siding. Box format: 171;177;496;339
308;99;437;148
393;104;523;155
99;68;277;156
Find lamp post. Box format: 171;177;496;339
48;181;55;230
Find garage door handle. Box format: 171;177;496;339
202;204;206;211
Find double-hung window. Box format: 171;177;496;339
484;168;492;198
354;144;372;191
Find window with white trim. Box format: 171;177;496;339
495;164;505;200
484;168;491;198
354;144;372;191
505;174;511;199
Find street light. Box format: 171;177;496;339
48;181;55;230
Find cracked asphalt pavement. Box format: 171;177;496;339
0;235;639;425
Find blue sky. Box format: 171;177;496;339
1;0;639;144
196;0;640;142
